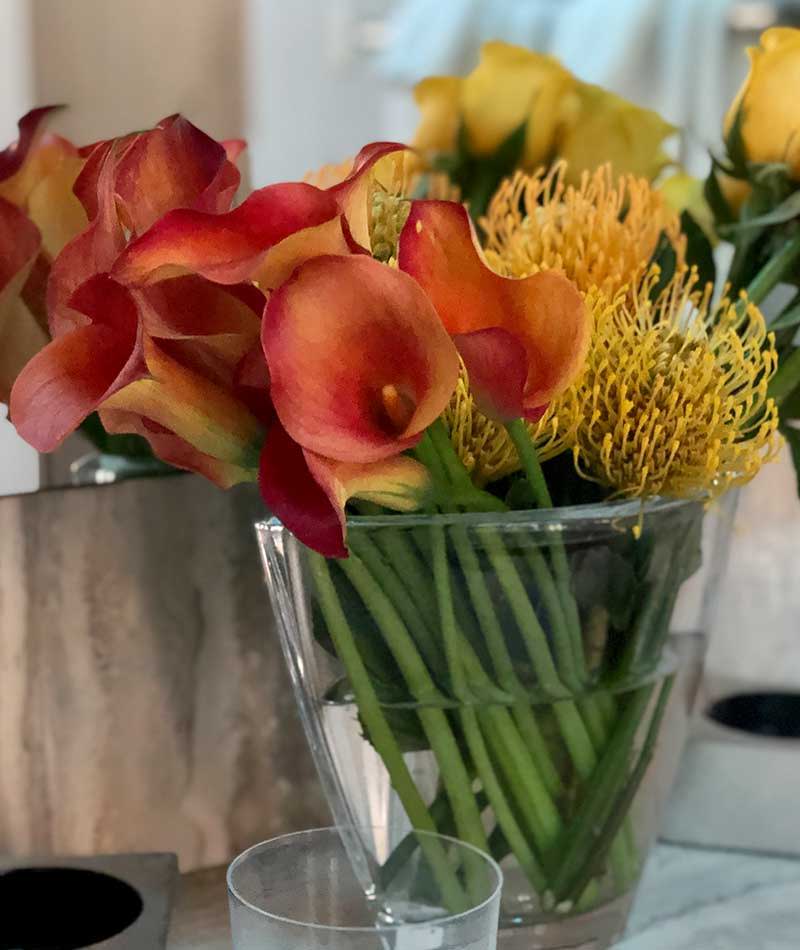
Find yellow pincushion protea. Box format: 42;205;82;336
481;163;684;297
446;358;583;487
573;270;780;499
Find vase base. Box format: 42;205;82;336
498;893;633;949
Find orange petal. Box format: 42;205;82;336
263;254;459;463
9;274;144;450
100;408;254;489
327;141;408;248
0;199;47;402
259;420;431;557
112;182;345;287
258;421;349;558
0;106;64;200
47;143;126;336
453;327;528;421
101;335;262;469
398;200;590;412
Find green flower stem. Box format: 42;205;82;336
348;533;445;674
769;345;800;406
481;529;567;696
432;522;549;892
548;684;656;902
359;523;561;873
564;676;675;903
427;418;508;512
452;523;564;798
309;555;468;912
505;419;587;679
339;554;491;886
744;232;800;307
480;707;563;854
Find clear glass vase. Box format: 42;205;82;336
257;499;717;949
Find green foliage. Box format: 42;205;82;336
647;230;677;300
780;425;800;496
704;164;735;227
680;209;716;290
724;104;749;177
769;293;800;330
433;120;527;221
79;412;156;459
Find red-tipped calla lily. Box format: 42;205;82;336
0;200;48;402
263;254;460;463
112;142;408;291
0;108;87;401
398;200;591;420
259;420;431;558
10;274;144;450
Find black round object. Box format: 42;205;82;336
707;691;800;739
0;867;143;949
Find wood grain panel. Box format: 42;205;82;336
0;476;328;870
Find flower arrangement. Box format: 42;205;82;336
1;30;793;940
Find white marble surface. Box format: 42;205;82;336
622;843;800;949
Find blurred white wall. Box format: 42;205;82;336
0;0;38;495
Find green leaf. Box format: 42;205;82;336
780;424;800;497
780;380;800;420
720;189;800;233
704;165;735;228
680;209;716;289
770;293;800;330
725;104;748;175
647;230;677;301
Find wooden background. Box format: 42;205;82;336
0;475;328;870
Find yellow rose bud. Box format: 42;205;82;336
659;171;716;239
725;27;800;177
558;82;675;184
412;76;464;156
718;172;752;217
459;41;575;168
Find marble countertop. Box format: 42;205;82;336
621;843;800;949
168;842;800;948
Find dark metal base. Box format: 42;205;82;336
0;853;177;949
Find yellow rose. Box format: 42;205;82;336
558;82;675;184
725;27;800;177
459;41;575;168
718;172;752;217
412;76;464;156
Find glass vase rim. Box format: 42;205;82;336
226;825;503;934
255;493;703;535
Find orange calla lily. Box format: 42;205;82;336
262;254;460;464
259;420;431;558
0;200;48;403
0;108;87;400
112;142;408;291
398;200;590;421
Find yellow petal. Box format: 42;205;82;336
412;76;463;155
460;41;574;167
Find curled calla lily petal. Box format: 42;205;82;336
259;420;431;558
259;422;349;558
74;115;241;230
100;408;254;489
326;141;408;248
113;142;409;290
47;141;126;336
112;182;346;288
0;199;48;403
100;334;262;469
0;106;63;193
453;327;529;422
263;254;460;463
398;200;590;416
9;274;144;450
